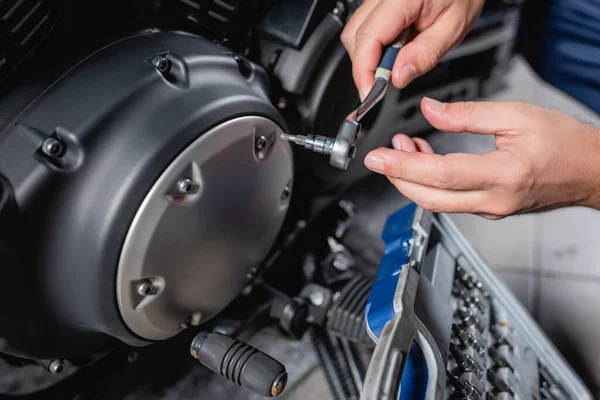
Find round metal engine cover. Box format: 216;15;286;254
117;116;292;340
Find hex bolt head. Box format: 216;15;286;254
309;290;325;306
151;56;171;72
255;136;267;151
332;252;353;271
42;137;65;158
281;185;291;201
48;359;64;374
137;280;153;297
181;312;203;329
126;351;139;363
177;178;195;195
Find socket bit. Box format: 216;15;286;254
453;324;486;357
446;370;482;399
450;343;484;379
281;134;335;155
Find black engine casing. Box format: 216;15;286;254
0;30;284;359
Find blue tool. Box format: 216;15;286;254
281;27;412;170
361;202;445;400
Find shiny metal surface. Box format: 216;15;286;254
329;77;389;170
362;207;445;400
350;78;389;124
116;116;294;341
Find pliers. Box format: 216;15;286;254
281;26;412;170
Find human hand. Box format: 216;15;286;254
341;0;485;100
363;98;600;219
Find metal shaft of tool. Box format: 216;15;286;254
280;26;411;167
280;133;335;155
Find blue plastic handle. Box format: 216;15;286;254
378;27;411;72
379;45;400;71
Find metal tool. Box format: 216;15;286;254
449;343;484;380
446;371;482;400
281;27;412;170
361;204;445;400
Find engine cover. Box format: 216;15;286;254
117;115;292;341
0;30;292;357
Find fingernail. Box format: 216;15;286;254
364;153;384;172
392;137;402;150
424;97;445;110
397;64;416;88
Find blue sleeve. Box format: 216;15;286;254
521;0;600;115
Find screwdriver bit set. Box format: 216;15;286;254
358;200;590;400
443;236;579;400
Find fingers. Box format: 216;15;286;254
388;177;487;214
392;134;418;151
421;97;533;135
341;0;381;99
350;1;420;98
391;134;433;154
413;137;434;154
365;147;505;190
391;12;465;88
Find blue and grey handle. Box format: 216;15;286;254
279;26;412;170
375;26;412;82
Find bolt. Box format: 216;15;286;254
333;1;346;16
281;185;291;201
150;56;170;72
278;97;288;109
137;280;153;297
189;312;202;326
42;137;65;157
332;252;353;271
48;359;64;374
255;136;267;151
126;351;139;363
178;178;195;195
309;290;325;306
181;312;202;329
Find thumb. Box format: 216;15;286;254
421;98;531;135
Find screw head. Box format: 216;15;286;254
309;290;325;306
281;185;291;200
332;252;353;271
177;178;195;195
151;56;170;72
255;136;267;151
42;137;65;157
157;58;169;72
126;351;139;363
278;97;288;109
48;359;64;374
137;280;153;297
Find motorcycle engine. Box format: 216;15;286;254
0;28;294;358
0;0;523;395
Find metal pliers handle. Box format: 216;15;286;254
281;27;412;170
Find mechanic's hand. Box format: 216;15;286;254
364;98;600;219
341;0;485;100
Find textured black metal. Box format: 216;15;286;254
0;30;284;358
326;274;373;344
309;326;354;400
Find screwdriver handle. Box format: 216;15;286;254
376;26;412;80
